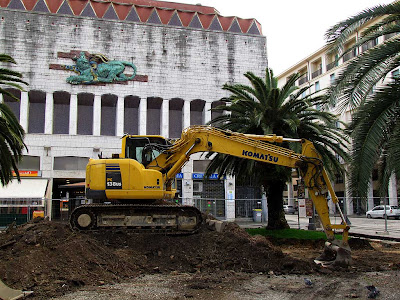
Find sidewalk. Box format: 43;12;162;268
236;214;400;242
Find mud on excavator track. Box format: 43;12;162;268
70;204;203;234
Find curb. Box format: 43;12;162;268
350;232;400;243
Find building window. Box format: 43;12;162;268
54;156;89;170
211;101;225;121
169;98;184;139
53;92;70;134
18;155;40;170
190;100;205;125
3;88;21;121
147;97;163;135
77;93;94;135
124;95;140;135
335;174;344;184
101;94;117;136
28;90;46;133
330;73;335;84
193;160;210;173
361;38;378;52
315;81;320;92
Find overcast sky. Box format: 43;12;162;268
170;0;394;74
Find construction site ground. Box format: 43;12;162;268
0;219;399;300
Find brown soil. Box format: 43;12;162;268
0;219;399;299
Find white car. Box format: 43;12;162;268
366;205;400;219
283;205;296;214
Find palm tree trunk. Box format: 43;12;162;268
264;179;290;229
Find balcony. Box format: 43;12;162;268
326;61;338;71
343;51;356;62
311;68;322;79
361;39;377;52
298;76;308;85
384;33;397;40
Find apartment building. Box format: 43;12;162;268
277;20;399;215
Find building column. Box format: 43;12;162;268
161;99;169;138
116;96;124;137
321;54;327;73
69;94;77;135
204;101;212;124
328;181;336;214
389;173;398;206
44;92;53;134
139;97;147;135
20;91;29;132
183;100;190;129
287;180;294;206
368;177;374;210
225;175;235;221
93;94;101;136
343;174;353;215
182;161;193;206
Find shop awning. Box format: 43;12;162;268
58;182;85;189
0;179;49;199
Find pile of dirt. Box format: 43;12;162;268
0;220;313;299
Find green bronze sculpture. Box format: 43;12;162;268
63;52;137;85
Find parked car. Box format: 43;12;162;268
283;205;296;214
366;205;400;219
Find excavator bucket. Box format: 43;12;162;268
0;279;32;300
315;240;352;267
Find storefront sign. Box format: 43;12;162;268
176;173;183;179
12;170;41;177
192;173;219;179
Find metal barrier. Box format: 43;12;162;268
0;196;397;228
187;198;264;220
0;198;46;227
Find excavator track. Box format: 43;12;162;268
69;203;203;234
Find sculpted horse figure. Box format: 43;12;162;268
63;52;137;85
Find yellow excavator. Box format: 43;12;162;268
70;125;351;266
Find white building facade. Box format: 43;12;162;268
0;0;267;222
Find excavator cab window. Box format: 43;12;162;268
125;137;167;166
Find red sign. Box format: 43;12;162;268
12;170;40;177
305;199;313;217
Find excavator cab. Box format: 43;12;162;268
124;136;167;167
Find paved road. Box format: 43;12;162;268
238;214;400;240
285;214;400;239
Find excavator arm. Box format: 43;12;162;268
146;126;351;265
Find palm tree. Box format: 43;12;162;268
207;68;349;229
0;54;28;185
326;2;400;198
